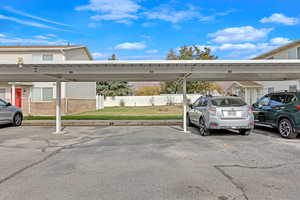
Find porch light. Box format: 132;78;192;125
17;57;24;68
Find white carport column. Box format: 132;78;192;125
183;78;188;133
11;83;16;106
55;80;62;134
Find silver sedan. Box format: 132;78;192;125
0;99;23;126
187;96;254;136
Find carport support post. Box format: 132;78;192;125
55;80;62;134
183;78;188;133
11;83;15;106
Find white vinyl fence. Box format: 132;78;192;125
96;94;202;109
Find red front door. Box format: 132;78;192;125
15;88;22;108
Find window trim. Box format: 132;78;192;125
42;54;54;61
289;85;297;92
31;87;53;102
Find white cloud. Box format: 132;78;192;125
3;6;72;27
209;26;273;43
209;42;279;59
76;0;140;23
115;42;146;50
34;35;49;40
144;5;236;24
216;43;257;51
46;34;57;37
122;55;165;60
270;37;291;45
260;13;299;26
146;49;158;54
0;33;6;37
88;22;102;28
0;36;67;45
0;14;70;31
92;52;107;59
144;5;200;23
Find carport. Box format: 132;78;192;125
1;59;300;134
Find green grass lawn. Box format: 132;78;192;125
24;105;183;120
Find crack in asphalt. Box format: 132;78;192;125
0;130;146;186
214;162;300;200
214;165;249;200
0;136;104;186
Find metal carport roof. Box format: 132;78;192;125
1;60;300;82
2;59;300;134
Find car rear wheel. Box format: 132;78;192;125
12;113;22;127
278;119;297;139
199;118;210;136
239;129;252;136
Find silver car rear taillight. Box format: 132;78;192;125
208;107;217;116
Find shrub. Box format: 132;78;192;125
135;86;161;96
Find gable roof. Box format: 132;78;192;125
236;81;262;87
0;45;93;60
226;81;263;91
253;39;300;59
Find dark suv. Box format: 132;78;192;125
253;92;300;139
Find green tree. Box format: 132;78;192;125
109;53;117;60
166;49;178;60
162;46;220;94
96;81;133;96
96;54;133;96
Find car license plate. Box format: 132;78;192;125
228;111;236;116
223;111;236;117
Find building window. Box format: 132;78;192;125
0;88;5;100
268;87;274;93
289;85;297;92
297;47;300;59
42;54;53;61
31;87;53;102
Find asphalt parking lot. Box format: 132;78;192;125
0;125;300;200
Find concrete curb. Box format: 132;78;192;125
23;120;183;127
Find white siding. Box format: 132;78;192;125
64;48;90;60
0;51;64;62
259;44;300;95
66;82;96;99
257;80;300;94
271;46;300;59
0;47;95;101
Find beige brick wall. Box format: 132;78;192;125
27;98;96;116
65;99;96;114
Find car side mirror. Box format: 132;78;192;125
6;102;11;107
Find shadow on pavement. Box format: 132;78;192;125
254;126;300;139
188;126;240;137
0;124;12;129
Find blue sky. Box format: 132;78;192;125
0;0;299;60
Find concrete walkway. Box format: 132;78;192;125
23;120;182;126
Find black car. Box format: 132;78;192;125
253;92;300;139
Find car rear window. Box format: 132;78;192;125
211;98;247;107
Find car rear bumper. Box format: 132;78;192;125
208;117;254;130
